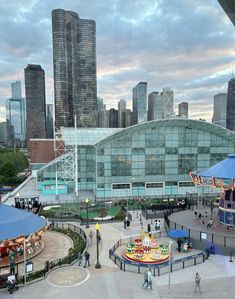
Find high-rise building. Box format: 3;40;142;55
97;97;106;111
226;78;235;131
6;80;26;144
123;109;132;128
97;110;108;127
46;104;54;138
5;98;26;142
218;0;235;26
108;108;118;128
178;102;188;118
118;99;126;128
147;92;164;121
161;87;173;118
52;9;97;129
132;82;147;124
212;93;227;128
11;80;22;99
24;64;47;142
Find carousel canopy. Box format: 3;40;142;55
0;203;46;241
193;154;235;179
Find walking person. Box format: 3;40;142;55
89;230;93;246
84;251;90;268
142;269;148;288
195;272;201;293
177;238;183;253
146;269;153;290
77;252;83;266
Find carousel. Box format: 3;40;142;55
0;203;46;268
123;230;169;265
190;154;235;227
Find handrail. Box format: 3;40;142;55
109;236;205;276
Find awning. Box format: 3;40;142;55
0;203;46;241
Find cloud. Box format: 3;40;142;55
0;0;234;122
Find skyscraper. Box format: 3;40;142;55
147;92;164;121
11;80;22;99
212;93;227;128
52;9;97;129
46;104;54;138
118;99;126;128
226;78;235;131
108;108;118;128
6;80;26;144
218;1;235;26
122;109;132;127
132;82;147;124
24;64;46;142
178;102;188;118
161;87;174;118
97;97;106;111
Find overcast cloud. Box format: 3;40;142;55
0;0;234;122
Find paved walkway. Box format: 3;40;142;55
1;210;235;298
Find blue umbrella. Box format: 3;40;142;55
168;229;189;238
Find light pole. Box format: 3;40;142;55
86;198;89;228
168;240;173;292
23;237;28;289
95;223;101;269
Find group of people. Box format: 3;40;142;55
142;269;153;290
77;250;91;268
146;220;161;236
194;210;214;228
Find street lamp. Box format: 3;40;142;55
95;223;101;269
168;240;173;292
85;198;89;228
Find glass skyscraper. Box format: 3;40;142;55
52;9;97;129
6;80;26;143
212;93;227;128
132;82;147;124
226;78;235;131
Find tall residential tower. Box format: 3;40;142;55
24;64;47;142
52;9;97;128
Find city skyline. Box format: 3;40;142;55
0;0;234;122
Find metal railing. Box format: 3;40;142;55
109;235;206;276
0;222;87;289
163;212;235;253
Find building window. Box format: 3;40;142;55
132;148;145;154
146;183;164;188
132;182;145;187
165;147;178;154
165;181;178;186
112;184;130;189
178;181;194;187
97;162;104;176
145;154;165;175
178;154;197;174
111;155;131;176
198;147;210;154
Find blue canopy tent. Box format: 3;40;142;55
168;229;189;238
0;203;46;241
192;154;235;180
190;154;235;226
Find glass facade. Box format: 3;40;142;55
37;119;235;198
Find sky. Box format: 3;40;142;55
0;0;234;122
